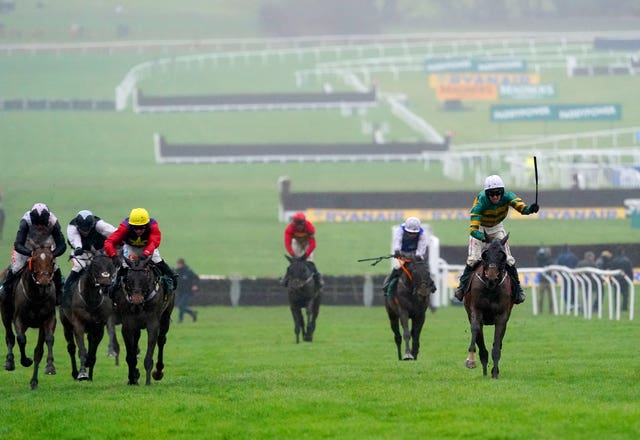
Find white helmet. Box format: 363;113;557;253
403;217;421;233
483;175;505;191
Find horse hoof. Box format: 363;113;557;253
21;359;33;368
77;372;89;381
465;359;477;369
152;370;164;381
3;362;15;371
403;353;415;361
30;382;38;390
107;350;117;357
45;366;56;375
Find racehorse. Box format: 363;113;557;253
0;240;57;389
385;255;435;360
462;235;514;379
60;252;117;381
112;257;174;385
284;255;321;343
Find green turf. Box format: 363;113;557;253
0;306;638;439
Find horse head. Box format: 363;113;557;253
284;255;313;290
87;253;117;291
480;234;509;290
28;245;56;287
399;256;435;300
122;258;158;305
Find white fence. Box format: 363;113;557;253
438;263;634;320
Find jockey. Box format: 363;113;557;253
454;175;539;304
282;211;323;291
0;203;67;304
382;216;430;298
62;210;117;306
104;208;178;292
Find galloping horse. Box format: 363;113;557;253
112;257;174;385
284;255;321;343
385;255;435;360
60;252;117;381
463;235;514;379
0;240;57;389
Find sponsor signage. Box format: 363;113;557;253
491;104;622;121
435;84;498;101
305;207;626;223
424;59;474;72
499;84;556;99
425;59;527;73
429;73;540;88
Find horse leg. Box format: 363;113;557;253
14;319;33;368
399;310;413;360
304;297;320;342
29;327;46;390
385;306;403;360
143;330;159;386
466;318;480;369
62;317;79;379
152;309;172;381
86;325;105;381
122;326;140;385
289;306;304;344
73;323;90;381
491;322;508;379
477;326;489;377
107;317;120;366
410;313;426;361
43;317;56;375
2;309;16;371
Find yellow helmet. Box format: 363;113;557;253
129;208;150;226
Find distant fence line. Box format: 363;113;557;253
133;87;378;113
153;134;448;165
195;265;635;320
6;31;638;56
0;98;115;111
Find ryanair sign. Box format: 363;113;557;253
435;83;498;101
429;73;540;88
305;208;626;223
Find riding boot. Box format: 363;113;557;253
382;269;400;298
156;259;178;290
62;270;81;307
454;264;475;301
109;266;126;300
506;264;526;304
53;268;63;306
306;261;324;290
0;269;18;301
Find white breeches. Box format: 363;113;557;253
122;244;162;265
466;223;515;266
11;248;60;272
291;240;314;261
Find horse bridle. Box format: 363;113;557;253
123;264;160;303
27;248;55;286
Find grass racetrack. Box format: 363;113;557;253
1;305;638;439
